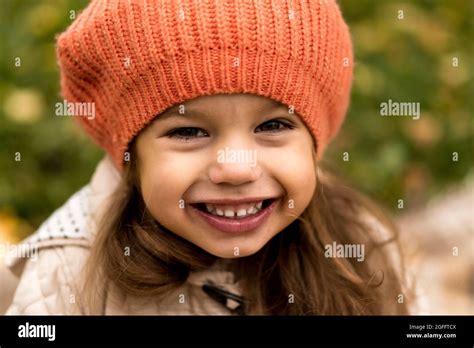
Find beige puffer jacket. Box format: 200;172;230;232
1;156;243;315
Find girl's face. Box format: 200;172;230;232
136;93;316;258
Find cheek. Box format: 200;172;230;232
263;143;316;205
138;151;206;217
138;162;188;230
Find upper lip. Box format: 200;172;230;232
189;197;278;205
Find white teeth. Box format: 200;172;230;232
237;209;247;217
203;200;266;218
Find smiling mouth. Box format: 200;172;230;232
189;198;278;234
190;198;276;219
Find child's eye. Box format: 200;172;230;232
255;119;295;133
166;127;209;140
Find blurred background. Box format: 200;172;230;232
0;0;472;314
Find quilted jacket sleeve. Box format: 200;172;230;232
5;245;90;315
4;156;119;315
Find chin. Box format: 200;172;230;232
204;244;264;259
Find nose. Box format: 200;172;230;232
208;149;262;185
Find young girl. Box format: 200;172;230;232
3;0;409;315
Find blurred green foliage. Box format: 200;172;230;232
1;0;100;239
0;0;472;239
328;0;473;209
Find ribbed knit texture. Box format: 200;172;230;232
57;0;353;170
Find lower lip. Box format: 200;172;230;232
190;200;277;234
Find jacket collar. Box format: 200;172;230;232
187;261;246;314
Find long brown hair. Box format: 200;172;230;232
82;145;410;315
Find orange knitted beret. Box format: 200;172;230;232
57;0;353;170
